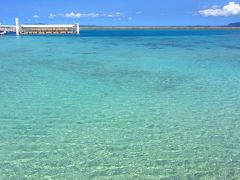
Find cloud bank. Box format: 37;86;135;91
199;2;240;16
49;12;124;19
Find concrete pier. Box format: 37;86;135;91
0;25;15;32
13;18;80;35
19;25;79;35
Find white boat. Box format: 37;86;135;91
0;30;7;35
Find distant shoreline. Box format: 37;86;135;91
80;26;240;30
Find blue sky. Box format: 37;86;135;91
0;0;240;26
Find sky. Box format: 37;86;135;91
0;0;240;26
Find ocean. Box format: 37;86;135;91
0;30;240;179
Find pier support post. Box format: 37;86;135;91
15;18;20;36
76;23;80;34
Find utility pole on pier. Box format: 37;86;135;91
15;18;20;36
76;23;80;34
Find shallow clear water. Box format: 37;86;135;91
0;30;240;179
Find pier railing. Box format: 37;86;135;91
18;25;79;35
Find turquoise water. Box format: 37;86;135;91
0;30;240;179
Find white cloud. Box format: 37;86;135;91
33;15;39;18
49;12;124;19
49;13;56;19
102;12;123;18
64;12;99;18
199;2;240;17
